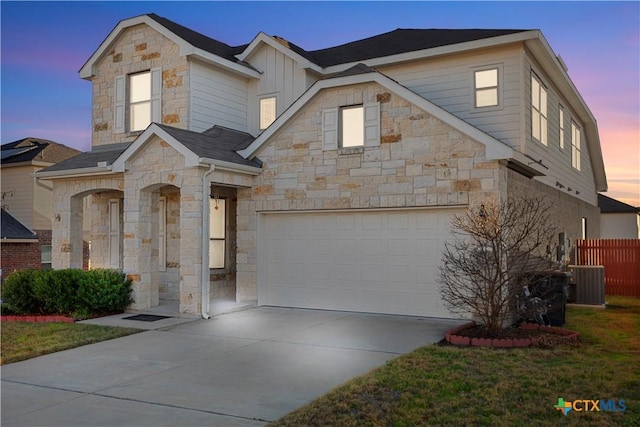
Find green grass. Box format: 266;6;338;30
271;296;640;427
1;322;141;365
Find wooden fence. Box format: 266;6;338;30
576;239;640;297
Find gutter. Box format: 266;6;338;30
201;164;216;319
34;165;114;179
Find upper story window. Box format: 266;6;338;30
531;74;548;145
474;68;499;108
321;102;380;151
129;72;151;132
571;122;581;171
340;106;364;147
259;97;277;130
114;67;161;134
559;105;565;150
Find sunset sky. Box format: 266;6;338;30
2;1;638;206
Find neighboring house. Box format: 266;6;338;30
1;208;39;277
598;194;640;238
1;138;81;279
37;14;607;318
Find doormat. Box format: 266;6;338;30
123;314;172;322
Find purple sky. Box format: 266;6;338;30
2;1;638;205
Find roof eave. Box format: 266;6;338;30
198;157;262;175
79;15;260;80
35;166;115;180
321;30;540;74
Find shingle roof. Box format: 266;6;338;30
155;124;261;167
598;194;639;213
296;28;529;67
39;143;131;173
1;209;37;240
1;138;80;165
145;15;527;69
146;13;254;68
40;124;261;175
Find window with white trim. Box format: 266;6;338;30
341;106;364;147
474;68;499;108
531;74;548;145
571;122;581;171
209;198;226;269
559;105;565;150
114;68;161;133
322;102;380;150
259;96;276;130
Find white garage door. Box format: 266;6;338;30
259;208;463;318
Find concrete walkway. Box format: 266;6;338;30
1;307;463;427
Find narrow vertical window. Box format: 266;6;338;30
41;245;52;270
559;106;565;150
474;68;498;107
581;217;588;239
109;199;121;269
571;122;581;171
531;74;548;145
209;198;226;269
129;71;151;132
259;97;277;130
340;105;364;147
158;196;166;272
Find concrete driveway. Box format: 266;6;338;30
1;307;463;426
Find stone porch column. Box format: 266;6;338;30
179;177;204;315
52;194;84;269
124;188;159;309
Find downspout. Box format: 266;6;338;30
201;164;215;319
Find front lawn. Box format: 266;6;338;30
271;296;639;426
1;322;141;365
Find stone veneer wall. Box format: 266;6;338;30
91;23;189;147
236;82;505;302
51;177;124;270
123;136;205;314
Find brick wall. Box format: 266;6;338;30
0;241;41;280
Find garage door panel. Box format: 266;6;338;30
260;209;463;318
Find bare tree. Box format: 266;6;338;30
439;197;561;335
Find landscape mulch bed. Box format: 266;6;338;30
444;322;580;348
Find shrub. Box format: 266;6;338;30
1;269;40;314
77;269;133;316
33;269;83;314
1;269;133;318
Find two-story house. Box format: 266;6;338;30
1;138;81;279
37;14;607;318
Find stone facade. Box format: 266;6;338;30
236;82;504;301
91;23;189;147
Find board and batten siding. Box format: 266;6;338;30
189;59;249;133
523;53;598;207
246;44;312;134
380;45;523;149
